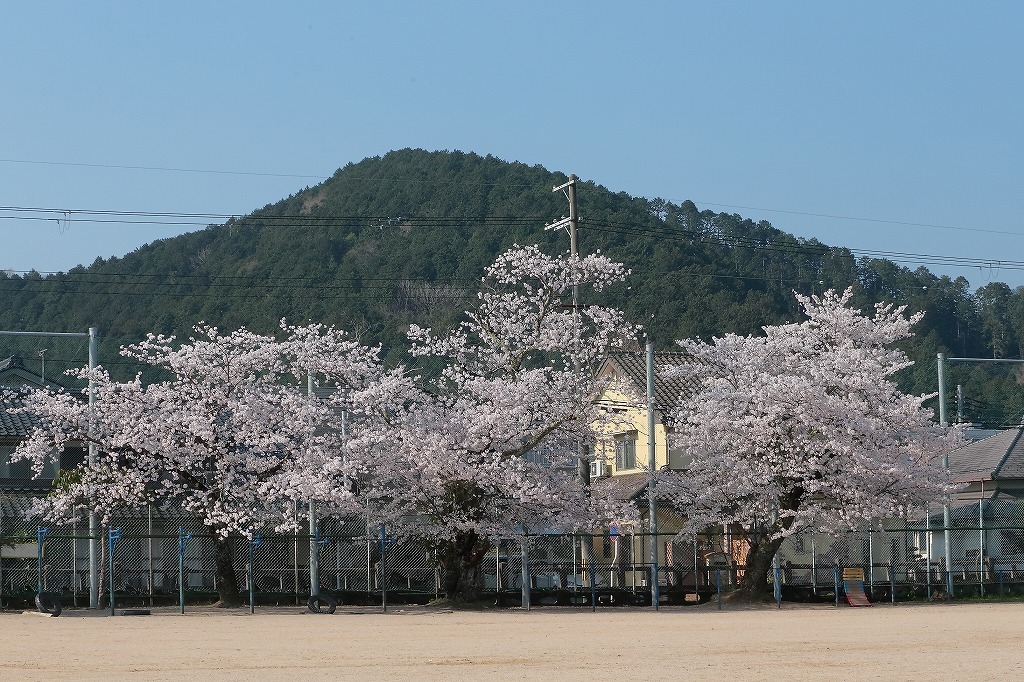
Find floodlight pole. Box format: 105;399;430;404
88;327;99;609
646;341;659;609
0;327;100;608
307;375;320;599
937;352;1024;598
937;353;954;597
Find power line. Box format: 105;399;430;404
2;155;1015;234
3;203;1022;275
583;218;1024;273
693;201;1024;238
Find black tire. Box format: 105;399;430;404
307;594;338;614
35;592;61;617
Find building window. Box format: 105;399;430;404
615;437;636;470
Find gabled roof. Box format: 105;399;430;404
0;393;37;439
0;355;60;439
948;426;1024;482
597;351;701;413
593;471;650;502
0;355;64;390
0;356;23;373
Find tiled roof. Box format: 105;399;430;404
602;351;702;412
948;427;1024;482
0;390;37;438
1;356;43;438
593;471;650;501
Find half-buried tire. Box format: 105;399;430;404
307;594;338;614
35;592;61;617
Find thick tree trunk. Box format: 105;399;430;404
213;535;243;607
437;531;491;603
731;536;785;601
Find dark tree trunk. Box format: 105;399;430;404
437;531;491;603
213;534;243;606
732;535;786;601
732;493;802;602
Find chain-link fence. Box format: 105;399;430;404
4;492;1024;610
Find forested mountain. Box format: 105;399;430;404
1;149;1022;425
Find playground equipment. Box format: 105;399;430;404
842;567;871;606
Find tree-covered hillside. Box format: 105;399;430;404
1;149;1021;424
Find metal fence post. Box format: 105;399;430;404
867;528;873;596
979;497;985;597
379;524;387;613
147;506;154;606
521;534;531;611
108;526;120;616
773;565;781;608
248;532;261;614
590;540;597;613
178;527;191;614
834;566;840;607
810;536;817;595
309;501;320;599
925;505;932;600
36;526;49;595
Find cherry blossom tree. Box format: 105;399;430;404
658;289;961;600
13;322;401;605
350;245;637;600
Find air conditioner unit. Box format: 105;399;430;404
590;461;610;478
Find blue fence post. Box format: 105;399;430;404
834;566;840;607
36;527;49;595
108;527;121;616
248;532;262;614
177;527;191;614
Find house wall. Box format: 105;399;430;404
594;386;689;476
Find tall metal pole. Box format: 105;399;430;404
307;375;320;598
88;327;99;609
0;329;99;605
646;342;659;609
937;353;954;596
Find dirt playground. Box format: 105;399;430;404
2;601;1021;680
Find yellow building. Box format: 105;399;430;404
587;352;701;593
592;351;694;480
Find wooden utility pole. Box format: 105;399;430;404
546;175;588;487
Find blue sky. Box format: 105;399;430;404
2;2;1022;286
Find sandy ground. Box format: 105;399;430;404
1;602;1022;681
